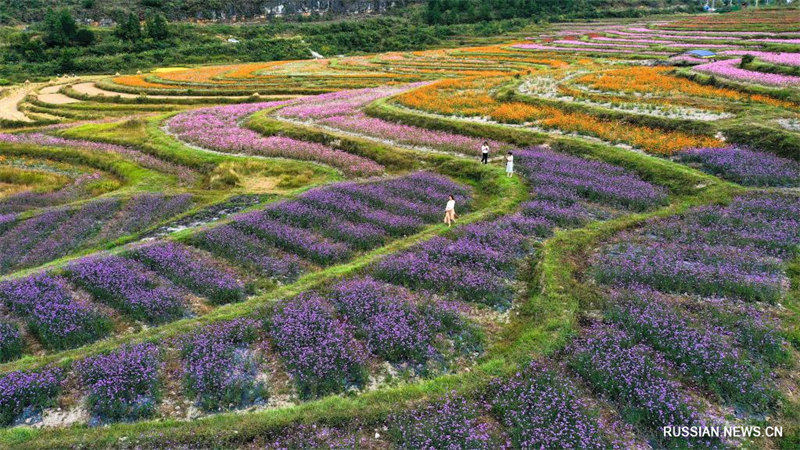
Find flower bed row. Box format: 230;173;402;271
516;146;669;211
268;277;481;399
0;133;196;185
0;241;250;357
0;194;193;274
0;321;23;363
373;215;541;309
223;172;470;266
165;100;383;177
0;275;482;426
593;193;800;303
693;58;800;85
676;146;800;187
0;274;112;352
65;255;188;325
0;173;105;216
277;86;512;155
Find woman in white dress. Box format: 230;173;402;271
444;195;456;227
505;151;514;177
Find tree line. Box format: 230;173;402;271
424;0;700;24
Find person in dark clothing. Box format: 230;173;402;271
480;142;489;164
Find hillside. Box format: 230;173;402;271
1;0;697;24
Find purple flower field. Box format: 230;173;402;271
677;146;800;187
0;208;72;273
234;213;354;265
584;192;798;436
178;319;266;411
373;229;521;308
0;213;17;234
76;343;161;422
0;367;63;426
374;149;665;309
689;298;788;366
166;100;383;177
190;224;305;281
227;172;469;266
569;324;713;440
0;173;104;215
607;290;776;411
489;362;608;449
327;278;437;363
516;146;669;211
268;293;367;399
17;198;122;269
131;241;248;305
0;274;112;351
389;392;499;449
66;255;188;324
94;193;193;242
593;193;800;302
0;194;193;275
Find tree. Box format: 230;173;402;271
57;48;79;72
75;28;95;46
145;13;170;40
116;13;142;42
9;33;47;62
426;0;444;24
43;9;78;47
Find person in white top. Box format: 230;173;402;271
506;151;514;177
480;141;490;164
444;195;456;227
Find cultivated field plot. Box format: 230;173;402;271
0;8;799;450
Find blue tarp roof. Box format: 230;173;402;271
686;49;716;57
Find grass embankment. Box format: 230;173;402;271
0;167;69;194
58;116;341;188
0;142;160;193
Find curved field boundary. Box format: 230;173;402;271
68;82;256;103
0;84;37;123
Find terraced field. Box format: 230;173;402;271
1;8;799;449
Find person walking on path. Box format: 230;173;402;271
444;195;456;227
505;151;514;177
480;142;490;164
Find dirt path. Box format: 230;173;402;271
71;81;139;99
37;85;80;105
70;81;252;101
0;84;38;122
